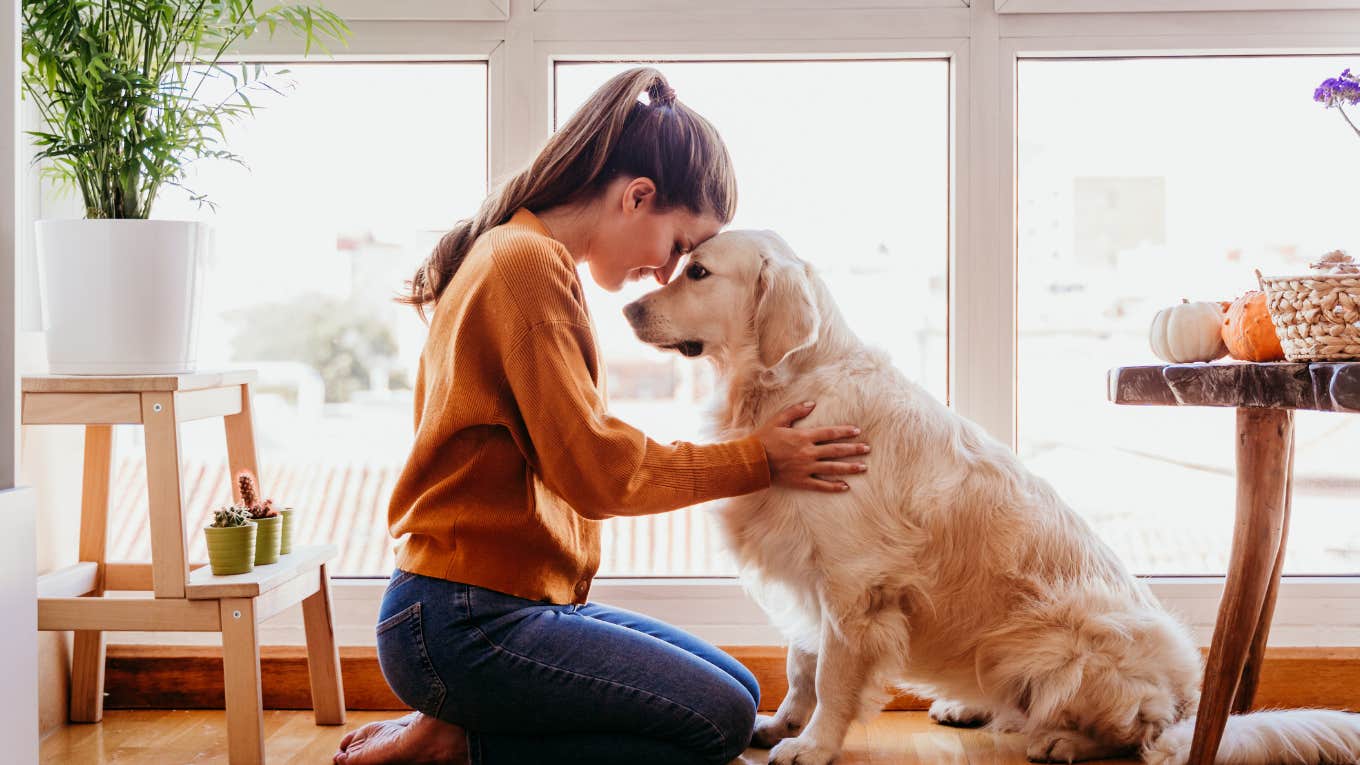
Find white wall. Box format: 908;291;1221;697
0;488;38;763
2;0;39;756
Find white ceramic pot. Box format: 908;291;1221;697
35;219;209;375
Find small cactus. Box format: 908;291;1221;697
237;471;258;508
237;471;278;519
211;505;252;528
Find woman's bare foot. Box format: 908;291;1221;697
334;712;468;765
337;711;420;753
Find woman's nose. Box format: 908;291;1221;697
655;252;682;284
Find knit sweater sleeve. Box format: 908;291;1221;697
487;230;771;520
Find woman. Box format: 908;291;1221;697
334;67;869;765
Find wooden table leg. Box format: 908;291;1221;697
302;564;346;725
1186;407;1294;765
142;393;189;599
221;597;265;765
1233;425;1295;714
71;424;113;723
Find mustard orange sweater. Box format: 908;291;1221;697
388;209;771;604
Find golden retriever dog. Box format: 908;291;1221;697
622;230;1360;765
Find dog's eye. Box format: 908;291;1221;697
686;262;711;281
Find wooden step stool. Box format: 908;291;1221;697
24;370;346;765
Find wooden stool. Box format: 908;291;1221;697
24;370;346;765
1110;361;1360;765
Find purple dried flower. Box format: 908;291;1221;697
1315;67;1360;140
1315;68;1360;107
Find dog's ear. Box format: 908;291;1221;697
754;253;820;369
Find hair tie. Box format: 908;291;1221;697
650;84;677;107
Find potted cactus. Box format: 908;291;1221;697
204;505;255;576
279;504;297;556
238;472;281;565
232;468;296;549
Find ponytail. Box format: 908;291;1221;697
397;67;736;321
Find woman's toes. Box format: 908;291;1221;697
335;712;429;762
334;719;412;764
336;721;381;763
334;721;403;764
333;713;468;765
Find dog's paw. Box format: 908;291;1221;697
1027;731;1083;763
1025;730;1119;763
928;699;990;728
752;714;802;748
768;736;838;765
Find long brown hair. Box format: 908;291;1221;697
397;67;737;321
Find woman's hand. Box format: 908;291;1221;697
754;401;869;493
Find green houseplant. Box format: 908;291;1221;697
22;0;347;374
204;504;255;575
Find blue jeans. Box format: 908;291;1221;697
375;570;760;765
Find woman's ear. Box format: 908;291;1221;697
754;253;820;369
622;177;657;212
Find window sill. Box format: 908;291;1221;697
101;575;1360;648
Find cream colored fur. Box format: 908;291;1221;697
624;230;1360;765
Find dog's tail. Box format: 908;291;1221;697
1142;709;1360;765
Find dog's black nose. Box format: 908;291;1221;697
623;301;646;324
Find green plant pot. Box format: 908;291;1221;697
279;508;296;555
251;515;282;565
205;523;256;576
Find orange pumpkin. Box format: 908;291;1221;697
1222;291;1285;362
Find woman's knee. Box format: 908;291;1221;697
694;679;758;764
730;662;761;711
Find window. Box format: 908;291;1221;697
19;1;1360;648
105;63;488;576
1017;56;1360;575
556;60;950;575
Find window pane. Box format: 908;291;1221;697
107;64;487;576
556;61;949;576
1018;56;1359;575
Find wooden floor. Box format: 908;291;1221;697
40;710;1142;764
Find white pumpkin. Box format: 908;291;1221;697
1149;299;1228;363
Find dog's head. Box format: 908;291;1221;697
623;229;821;369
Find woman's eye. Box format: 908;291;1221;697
686;262;710;281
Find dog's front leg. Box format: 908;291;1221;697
752;639;818;748
768;621;875;765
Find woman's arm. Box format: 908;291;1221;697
502;318;768;519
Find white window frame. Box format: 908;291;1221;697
91;0;1360;647
996;0;1360;13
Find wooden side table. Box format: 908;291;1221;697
1108;361;1360;765
23;370;346;765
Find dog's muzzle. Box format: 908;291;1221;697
623;301;646;326
622;301;703;357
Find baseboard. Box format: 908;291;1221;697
102;644;1360;714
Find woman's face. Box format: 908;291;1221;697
587;177;725;292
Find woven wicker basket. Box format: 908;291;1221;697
1257;266;1360;362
